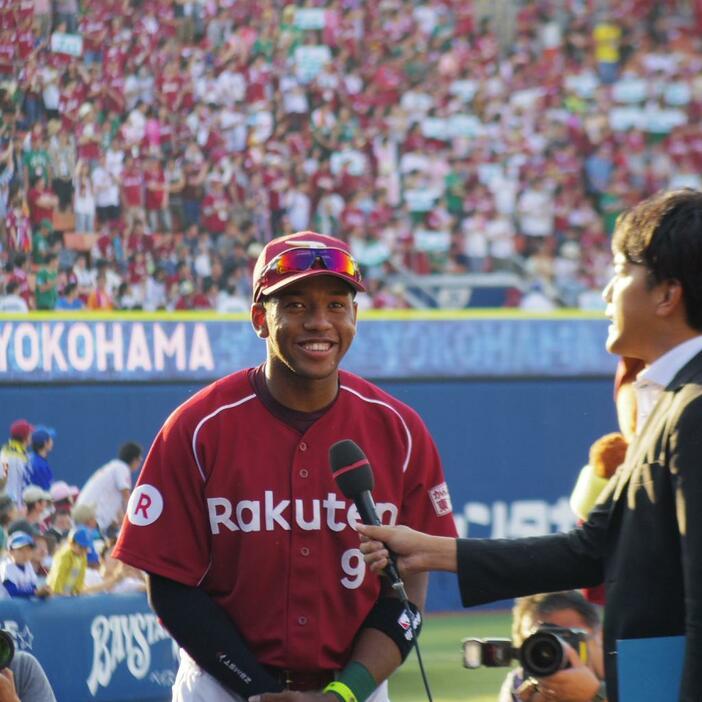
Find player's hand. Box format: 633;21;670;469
532;644;603;702
356;524;457;574
249;692;336;702
0;667;20;702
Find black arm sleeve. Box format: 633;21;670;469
147;573;284;697
457;531;604;607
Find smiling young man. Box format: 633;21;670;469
359;189;702;702
114;231;457;702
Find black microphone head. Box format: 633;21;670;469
329;439;374;498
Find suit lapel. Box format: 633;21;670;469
612;389;674;503
610;347;702;504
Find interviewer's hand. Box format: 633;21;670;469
530;644;603;702
356;524;457;575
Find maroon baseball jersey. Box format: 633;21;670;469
114;368;457;671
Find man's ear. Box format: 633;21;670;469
656;279;683;318
251;302;269;338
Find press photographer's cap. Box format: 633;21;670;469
7;532;34;550
252;231;365;302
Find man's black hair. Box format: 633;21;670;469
119;441;143;465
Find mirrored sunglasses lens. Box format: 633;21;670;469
316;249;357;276
273;248;358;277
273;249;317;274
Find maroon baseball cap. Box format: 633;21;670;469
10;419;34;441
252;231;365;302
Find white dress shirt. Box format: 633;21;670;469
634;335;702;431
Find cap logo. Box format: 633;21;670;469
127;485;163;526
284;240;325;249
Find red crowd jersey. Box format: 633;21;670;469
114;368;457;671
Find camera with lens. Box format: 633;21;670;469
462;624;588;678
0;630;14;670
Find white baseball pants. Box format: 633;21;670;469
172;650;390;702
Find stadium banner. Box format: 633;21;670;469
0;593;175;702
50;31;83;56
0;312;616;383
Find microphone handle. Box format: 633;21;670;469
355;492;405;590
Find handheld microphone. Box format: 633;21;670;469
329;439;434;702
329;439;406;597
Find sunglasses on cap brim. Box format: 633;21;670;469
261;247;362;282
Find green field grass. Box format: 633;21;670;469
389;610;513;702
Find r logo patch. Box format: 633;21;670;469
127;484;164;526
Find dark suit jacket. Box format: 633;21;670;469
456;348;702;702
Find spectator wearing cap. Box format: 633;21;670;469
7;518;41;539
0;532;50;599
49;480;78;514
21;486;52;534
26;428;55;492
46;526;92;596
0;420;34;508
75;441;143;533
72;502;99;536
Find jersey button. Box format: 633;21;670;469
300;547;310;556
299;468;309;478
298;616;308;626
299;442;308;452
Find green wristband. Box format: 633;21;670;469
324;681;358;702
334;661;377;702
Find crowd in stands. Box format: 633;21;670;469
0;418;146;598
1;0;702;311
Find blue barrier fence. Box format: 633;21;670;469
0;593;175;702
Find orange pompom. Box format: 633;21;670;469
589;432;628;479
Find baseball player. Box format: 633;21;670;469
113;231;458;702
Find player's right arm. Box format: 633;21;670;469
147;573;283;697
112;395;283;698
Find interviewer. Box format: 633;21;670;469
359;188;702;702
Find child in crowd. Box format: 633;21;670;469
46;527;91;596
0;532;51;598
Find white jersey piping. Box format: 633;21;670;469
339;384;412;473
190;393;257;482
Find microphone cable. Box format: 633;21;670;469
390;575;433;702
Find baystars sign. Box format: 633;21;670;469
87;612;175;694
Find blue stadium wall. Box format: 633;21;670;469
0;312;618;614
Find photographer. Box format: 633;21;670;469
0;651;57;702
499;591;605;702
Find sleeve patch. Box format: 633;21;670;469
127;484;164;526
428;482;452;516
